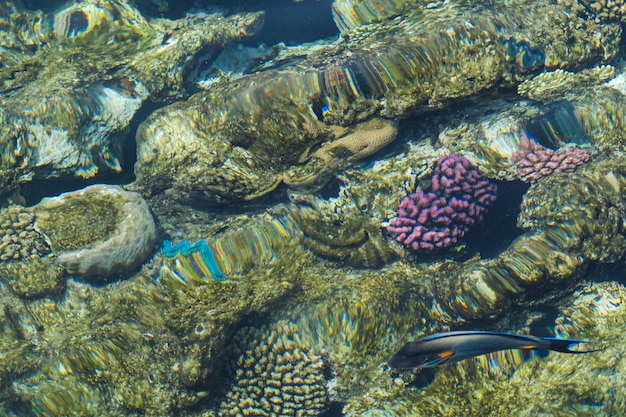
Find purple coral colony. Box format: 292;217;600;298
511;135;591;183
387;154;497;252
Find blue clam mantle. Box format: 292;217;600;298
161;239;227;282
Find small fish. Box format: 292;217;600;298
388;330;602;369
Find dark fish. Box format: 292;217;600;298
388;330;602;369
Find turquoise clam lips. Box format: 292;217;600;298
161;239;226;281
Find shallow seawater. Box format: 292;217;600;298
1;0;626;416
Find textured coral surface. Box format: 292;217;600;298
2;0;626;416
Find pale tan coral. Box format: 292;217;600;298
244;117;398;199
283;117;398;187
577;0;626;21
315;118;398;162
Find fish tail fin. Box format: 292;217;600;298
542;337;604;354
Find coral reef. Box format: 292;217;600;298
576;0;626;21
0;277;209;416
4;0;626;416
387;154;497;252
0;1;264;197
134;0;619;205
518;159;626;263
33;185;157;279
218;320;328;416
435;156;626;321
511;135;592;183
344;280;626;416
437;67;626;181
0;255;65;299
517;66;617;102
0;205;64;297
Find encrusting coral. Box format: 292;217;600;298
283;117;398;188
0;205;49;262
576;0;626;21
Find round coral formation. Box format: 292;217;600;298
386;154;497;252
33;185;158;279
0;205;50;262
0;205;64;297
511;135;591;183
219;321;328;416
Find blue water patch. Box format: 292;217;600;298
161;239;226;281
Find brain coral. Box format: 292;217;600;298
219;320;328;416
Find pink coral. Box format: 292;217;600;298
387;154;497;252
511;135;591;183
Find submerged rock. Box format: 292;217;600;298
133;0;618;205
0;0;264;198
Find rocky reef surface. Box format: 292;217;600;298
0;0;264;196
1;0;626;416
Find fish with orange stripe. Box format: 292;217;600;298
388;331;603;369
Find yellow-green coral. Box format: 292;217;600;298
0;205;50;261
0;256;65;298
0;205;63;297
219;320;328;416
517;65;617;102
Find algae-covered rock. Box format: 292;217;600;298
3;277;208;416
33;184;157;279
518;159;626;263
134;0;619;204
0;0;264;198
517;65;617;103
